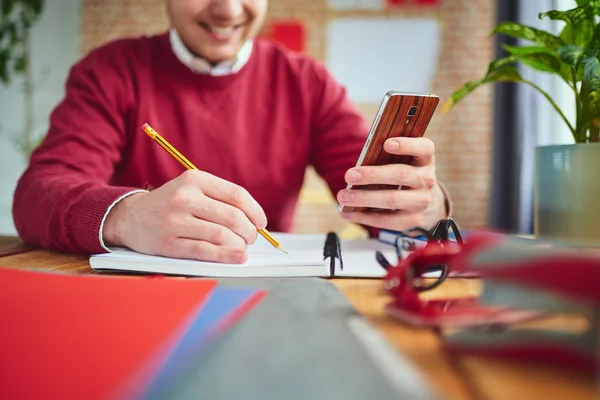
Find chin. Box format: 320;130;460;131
202;46;243;63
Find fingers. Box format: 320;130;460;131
384;137;435;167
337;188;432;212
345;163;436;189
161;217;249;263
164;214;248;250
169;186;259;244
340;210;425;231
180;170;267;229
162;237;248;264
345;136;436;189
194;199;259;244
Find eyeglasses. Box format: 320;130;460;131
375;218;464;292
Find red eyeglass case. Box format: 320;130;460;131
382;231;600;371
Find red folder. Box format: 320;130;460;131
0;268;217;400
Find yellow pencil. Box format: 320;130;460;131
141;123;288;254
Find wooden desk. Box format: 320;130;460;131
0;236;596;400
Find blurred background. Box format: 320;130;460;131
0;0;577;237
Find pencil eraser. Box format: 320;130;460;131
141;123;149;131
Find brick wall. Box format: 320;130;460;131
80;0;495;236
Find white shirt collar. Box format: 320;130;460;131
169;28;253;76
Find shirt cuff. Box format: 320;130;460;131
98;189;148;252
437;181;453;218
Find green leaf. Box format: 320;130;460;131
556;62;584;84
502;44;554;56
591;24;600;50
558;44;586;66
442;66;523;112
591;0;600;15
486;66;524;82
539;7;588;25
0;21;9;43
486;55;519;75
0;48;9;84
582;91;600;131
6;23;18;45
581;54;600;132
557;44;585;84
521;53;563;74
541;6;595;48
1;0;15;17
492;21;565;50
21;0;44;25
488;51;570;83
441;79;484;112
559;18;575;44
576;63;585;81
579;0;600;13
13;54;25;73
589;122;600;142
583;54;600;90
29;0;43;15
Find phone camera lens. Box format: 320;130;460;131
408;106;417;117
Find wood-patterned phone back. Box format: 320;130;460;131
341;93;439;213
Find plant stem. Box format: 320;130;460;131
523;79;575;138
590;121;599;142
23;28;34;158
572;67;583;142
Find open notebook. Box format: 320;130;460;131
90;233;400;278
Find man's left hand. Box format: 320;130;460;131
337;136;446;231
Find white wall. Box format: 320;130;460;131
0;0;81;235
325;18;441;103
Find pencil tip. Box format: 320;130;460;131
278;244;289;254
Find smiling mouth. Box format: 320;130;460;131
200;22;244;38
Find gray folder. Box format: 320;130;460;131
146;278;436;400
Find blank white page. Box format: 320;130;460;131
336;239;395;278
337;239;442;279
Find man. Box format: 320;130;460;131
13;0;451;263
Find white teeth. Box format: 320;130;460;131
208;25;236;35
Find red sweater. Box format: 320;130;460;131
13;33;371;254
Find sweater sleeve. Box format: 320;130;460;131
12;45;140;254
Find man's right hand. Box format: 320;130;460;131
102;170;267;264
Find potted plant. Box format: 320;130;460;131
442;0;600;246
0;0;45;159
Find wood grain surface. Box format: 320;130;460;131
0;236;596;400
0;235;37;257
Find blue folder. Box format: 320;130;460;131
117;286;263;399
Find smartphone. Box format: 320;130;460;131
339;91;439;213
